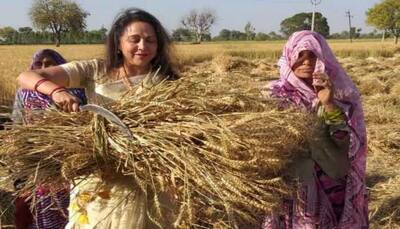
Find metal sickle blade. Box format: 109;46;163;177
80;104;133;139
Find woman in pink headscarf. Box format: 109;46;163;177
262;30;368;228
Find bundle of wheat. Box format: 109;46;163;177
0;189;14;227
358;78;388;96
0;105;12;131
0;73;313;227
212;54;253;74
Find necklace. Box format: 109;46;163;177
121;65;134;91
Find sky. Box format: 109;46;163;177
0;0;382;36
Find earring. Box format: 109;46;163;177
117;49;122;55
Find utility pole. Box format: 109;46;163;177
311;0;322;31
345;10;353;43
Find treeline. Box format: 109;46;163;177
0;26;388;45
0;27;107;45
171;27;292;42
330;29;387;39
172;28;386;42
213;30;283;41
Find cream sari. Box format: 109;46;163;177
61;60;152;229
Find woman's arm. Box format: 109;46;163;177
309;123;350;180
17;66;80;112
17;66;69;93
309;107;351;180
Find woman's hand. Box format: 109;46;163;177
312;72;335;111
51;90;80;112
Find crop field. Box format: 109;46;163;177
0;40;399;228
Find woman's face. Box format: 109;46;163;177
119;21;158;71
292;50;317;79
32;55;58;70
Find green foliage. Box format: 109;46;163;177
267;31;283;40
29;0;89;46
351;27;363;39
229;30;247;40
255;32;270;41
330;29;385;39
366;0;400;44
216;29;232;40
213;29;282;41
280;12;330;37
0;26;107;45
171;28;193;42
213;29;245;41
0;27;17;43
18;27;33;33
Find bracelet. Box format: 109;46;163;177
34;79;50;92
323;107;345;124
49;86;67;98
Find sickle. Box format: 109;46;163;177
80;104;133;139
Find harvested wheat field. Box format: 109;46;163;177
0;42;399;228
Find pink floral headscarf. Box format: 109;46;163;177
268;30;368;228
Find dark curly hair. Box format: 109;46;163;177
105;8;178;80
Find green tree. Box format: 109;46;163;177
18;27;33;34
18;27;34;44
213;29;247;41
255;32;270;41
202;32;212;42
171;28;193;42
244;22;256;40
229;30;246;40
280;12;330;38
0;27;17;43
351;27;362;39
29;0;89;46
366;0;400;44
330;31;349;39
268;31;283;40
214;29;231;41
